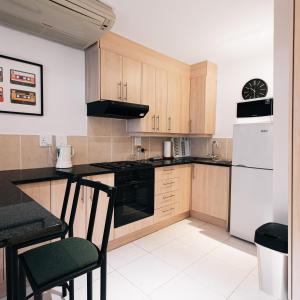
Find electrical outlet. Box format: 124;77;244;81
55;136;68;147
39;135;53;147
134;137;142;147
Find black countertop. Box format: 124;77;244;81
0;157;231;246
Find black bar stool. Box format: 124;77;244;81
18;177;116;300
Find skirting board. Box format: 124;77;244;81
190;210;228;231
108;212;190;251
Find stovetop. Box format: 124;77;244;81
91;161;153;171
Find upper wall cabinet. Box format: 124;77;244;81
86;44;142;104
190;61;217;135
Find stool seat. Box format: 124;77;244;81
20;237;99;289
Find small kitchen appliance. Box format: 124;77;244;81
56;145;74;169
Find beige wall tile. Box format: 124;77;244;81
21;135;54;169
0;134;21;171
88;137;111;163
191;138;210;157
226;139;233;161
149;137;169;158
111;119;128;137
112;137;133;161
87;117;112;136
67;136;88;165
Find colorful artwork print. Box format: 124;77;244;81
0;87;3;102
0;55;43;115
10;89;36;105
10;69;36;87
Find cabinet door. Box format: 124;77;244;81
140;63;156;132
86;174;114;247
18;182;51;211
156;68;168;133
122;56;141;104
100;49;123;101
51;180;86;239
167;72;181;133
176;165;192;214
190;76;206;134
180;76;191;134
192;164;230;221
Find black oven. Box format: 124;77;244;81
114;168;154;228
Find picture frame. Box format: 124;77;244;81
0;55;43;116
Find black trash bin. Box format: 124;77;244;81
255;223;288;300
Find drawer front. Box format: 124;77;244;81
155;192;177;209
154;204;175;223
155;177;179;195
155;167;179;181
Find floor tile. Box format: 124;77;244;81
185;254;251;297
209;243;257;273
118;254;178;294
229;272;277;300
134;229;178;252
108;243;148;269
152;240;205;271
150;274;225;300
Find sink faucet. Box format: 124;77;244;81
208;140;219;160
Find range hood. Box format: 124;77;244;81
87;100;149;119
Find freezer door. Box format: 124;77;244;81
232;122;273;169
230;166;273;242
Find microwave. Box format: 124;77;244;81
236;98;273;118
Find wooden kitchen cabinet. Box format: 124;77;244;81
51;179;86;239
154;165;192;223
190;61;217;135
180;75;191;134
18;181;51;211
128;64;168;133
86;174;115;247
191;164;230;228
100;48;122;101
86;44;141;104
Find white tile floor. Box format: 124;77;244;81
2;218;278;300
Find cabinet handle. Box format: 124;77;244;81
189;120;192;132
168;117;171;131
192;165;195;179
156;116;160;131
163;181;175;186
118;81;122;100
162;207;174;213
163;194;175;199
152;115;156;131
123;82;128;101
163;168;174;172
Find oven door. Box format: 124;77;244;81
114;179;154;228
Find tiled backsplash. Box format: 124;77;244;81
0;118;232;171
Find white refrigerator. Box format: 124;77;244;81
230;121;273;242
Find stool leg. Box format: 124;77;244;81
62;284;67;297
34;293;43;300
100;254;107;300
18;263;27;300
69;279;75;300
87;272;93;300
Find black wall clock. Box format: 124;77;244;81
242;78;268;100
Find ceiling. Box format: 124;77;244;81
103;0;274;64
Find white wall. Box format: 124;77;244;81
273;0;294;225
215;52;274;138
0;26;86;136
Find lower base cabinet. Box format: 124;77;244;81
191;164;230;228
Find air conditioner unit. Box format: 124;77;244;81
0;0;116;49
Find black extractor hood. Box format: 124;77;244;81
87;100;149;119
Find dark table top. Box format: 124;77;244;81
0;157;231;247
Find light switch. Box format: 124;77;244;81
134;137;142;147
39;135;53;147
55;136;68;147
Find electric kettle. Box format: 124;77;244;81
56;145;74;169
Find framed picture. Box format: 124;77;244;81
0;55;43;116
